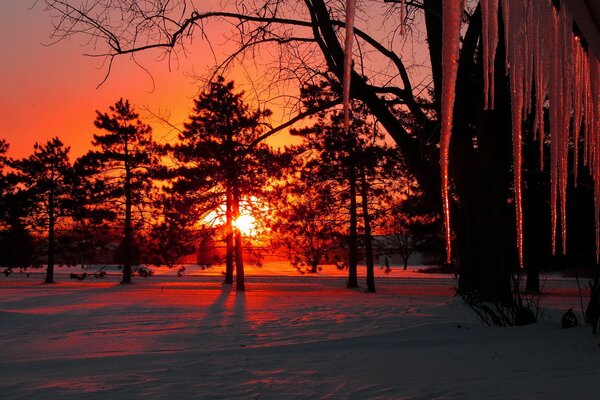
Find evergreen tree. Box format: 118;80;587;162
168;76;282;291
293;97;402;292
270;172;343;274
78;98;160;284
11;138;72;283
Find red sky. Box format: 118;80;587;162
0;2;302;159
0;2;430;160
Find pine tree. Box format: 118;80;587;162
168;77;280;291
293;99;400;292
11;138;72;283
78;99;160;284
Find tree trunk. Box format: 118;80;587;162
122;148;133;284
224;182;234;284
308;0;516;301
233;183;245;291
360;168;375;293
347;168;359;288
45;187;55;284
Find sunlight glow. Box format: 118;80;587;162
233;214;256;236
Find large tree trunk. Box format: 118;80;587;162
451;4;516;303
360;168;375;293
347;168;359;288
45;187;55;284
308;0;516;301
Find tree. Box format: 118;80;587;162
0;140;37;272
269;170;343;274
382;187;443;270
77;99;160;284
42;1;600;307
293;95;402;292
0;139;12;231
146;192;208;269
168;77;282;291
11;138;72;283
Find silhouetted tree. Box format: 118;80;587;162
146;192;209;268
77;99;160;284
270;172;343;274
11;138;72;283
293;98;401;292
167;77;284;290
0;139;11;231
383;187;443;270
0;140;37;272
43;0;599;307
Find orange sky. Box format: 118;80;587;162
0;2;431;160
0;2;304;159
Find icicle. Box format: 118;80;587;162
546;3;572;256
481;0;499;109
523;0;535;118
591;55;600;263
572;37;584;186
440;0;464;264
532;0;550;171
343;0;356;134
559;5;573;255
504;0;527;268
548;4;561;256
501;0;510;74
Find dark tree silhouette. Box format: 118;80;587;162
146;192;209;269
77;99;160;284
0;139;11;230
0;140;37;272
382;188;443;270
269;171;344;274
41;1;599;306
11;138;72;283
168;77;281;291
293;97;401;292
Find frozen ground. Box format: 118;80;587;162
1;264;599;399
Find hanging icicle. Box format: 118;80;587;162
590;56;600;263
440;0;465;264
532;0;551;171
443;0;600;266
481;0;499;110
503;0;527;267
343;0;356;134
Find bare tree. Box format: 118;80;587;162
41;0;589;307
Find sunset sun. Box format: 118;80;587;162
234;214;256;236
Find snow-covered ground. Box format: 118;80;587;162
1;265;599;399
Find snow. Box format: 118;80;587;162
2;266;600;399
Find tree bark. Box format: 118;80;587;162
45;186;55;284
122;142;133;284
360;168;375;293
347;167;359;288
451;5;516;302
224;180;234;284
233;181;245;291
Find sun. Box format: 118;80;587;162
234;214;256;236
